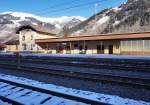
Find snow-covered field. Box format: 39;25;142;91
0;73;149;105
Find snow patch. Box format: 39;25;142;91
55;24;62;29
0;73;149;105
112;7;122;12
73;29;83;35
97;16;110;25
1;12;86;24
113;20;120;26
0;100;11;105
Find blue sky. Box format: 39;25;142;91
0;0;127;18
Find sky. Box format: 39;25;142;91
0;0;127;18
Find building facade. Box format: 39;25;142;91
15;25;56;52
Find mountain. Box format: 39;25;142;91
1;0;150;43
69;0;150;36
0;12;86;43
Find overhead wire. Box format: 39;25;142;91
35;0;107;16
34;0;83;14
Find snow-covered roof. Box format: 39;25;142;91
16;25;56;36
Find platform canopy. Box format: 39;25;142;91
35;32;150;43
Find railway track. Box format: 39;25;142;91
22;59;150;72
0;77;107;105
0;61;149;90
0;55;150;88
0;55;150;73
0;54;150;104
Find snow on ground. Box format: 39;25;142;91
0;100;11;105
0;52;13;55
0;73;149;105
1;52;150;60
1;52;150;61
20;53;150;60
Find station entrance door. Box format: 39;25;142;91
97;45;104;54
109;45;113;54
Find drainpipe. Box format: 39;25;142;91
70;42;72;54
83;40;86;54
46;43;49;53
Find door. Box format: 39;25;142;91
97;45;104;54
66;45;71;54
109;45;113;54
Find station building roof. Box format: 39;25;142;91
35;31;150;43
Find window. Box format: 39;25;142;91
121;41;127;51
22;35;25;41
31;44;33;50
16;45;18;50
116;45;119;49
144;40;150;51
97;45;104;50
132;40;138;51
137;40;143;51
37;46;39;51
31;35;33;40
66;46;70;50
79;45;83;51
74;44;78;48
85;45;88;50
23;44;27;50
126;40;131;51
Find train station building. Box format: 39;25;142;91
5;25;150;56
36;32;150;56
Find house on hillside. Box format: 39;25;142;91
6;25;57;53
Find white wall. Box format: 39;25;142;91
19;29;37;51
19;29;56;52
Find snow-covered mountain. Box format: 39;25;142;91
68;0;150;36
2;0;150;43
0;12;86;43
